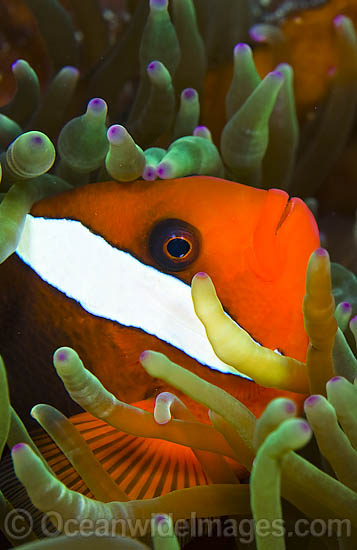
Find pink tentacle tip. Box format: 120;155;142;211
195;272;208;279
315;247;328;257
328;65;337;77
12;443;26;452
340;301;352;312
304;394;322;408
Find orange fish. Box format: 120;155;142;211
1;175;318;414
0;176;319;497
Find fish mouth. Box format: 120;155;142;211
250;190;298;281
275;197;294;234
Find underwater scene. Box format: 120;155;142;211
0;0;357;548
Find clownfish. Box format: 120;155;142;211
0;175;319;499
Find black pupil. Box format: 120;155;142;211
167;238;190;258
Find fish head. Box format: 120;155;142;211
30;176;319;359
13;176;319;415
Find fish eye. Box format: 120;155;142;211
149;219;200;271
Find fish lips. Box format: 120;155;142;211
247;189;319;282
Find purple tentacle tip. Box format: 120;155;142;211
63;66;79;77
234;43;250;55
304;394;322;408
249;27;265;42
88;98;106;112
150;0;167;10
56;350;68;362
269;70;283;80
156;166;165;178
31;135;44;146
340;301;352;312
140;350;150;362
143;166;156;181
12;443;26;452
12;59;22;71
147;61;160;72
107;124;126;143
156;162;171;179
315;247;328;257
299;421;311;433
154;514;168;524
284;401;296;414
193;125;210;139
182;88;197;100
333;14;346;27
328;376;344;384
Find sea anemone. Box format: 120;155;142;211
0;1;356;225
1;0;357;548
0;248;356;549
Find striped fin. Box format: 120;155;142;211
32;410;210;500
